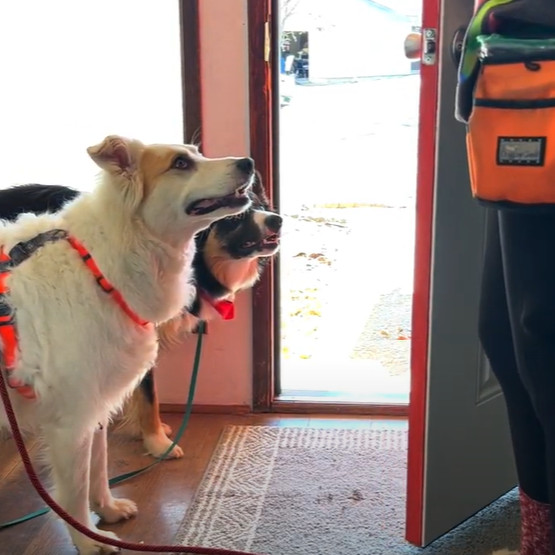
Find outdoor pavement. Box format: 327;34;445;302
278;75;420;402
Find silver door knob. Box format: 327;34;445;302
404;32;422;60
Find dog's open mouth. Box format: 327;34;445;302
186;184;250;216
262;233;280;250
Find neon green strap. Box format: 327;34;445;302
459;0;516;79
0;320;205;530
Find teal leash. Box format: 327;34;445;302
0;320;206;530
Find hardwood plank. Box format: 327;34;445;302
160;403;251;415
0;435;38;480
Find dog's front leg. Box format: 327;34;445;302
89;422;138;523
44;424;121;554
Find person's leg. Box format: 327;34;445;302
498;209;555;553
479;209;551;554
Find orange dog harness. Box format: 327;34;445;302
0;230;150;399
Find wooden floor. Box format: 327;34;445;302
0;413;406;554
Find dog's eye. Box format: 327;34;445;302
241;241;257;249
172;156;191;170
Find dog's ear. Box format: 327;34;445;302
251;170;270;205
88;135;145;210
87;135;141;175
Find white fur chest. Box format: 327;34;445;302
3;237;159;422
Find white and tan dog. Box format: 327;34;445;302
0;135;253;554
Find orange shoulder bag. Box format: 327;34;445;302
466;35;555;209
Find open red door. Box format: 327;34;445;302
405;0;517;547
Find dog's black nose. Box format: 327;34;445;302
236;157;254;175
265;214;283;232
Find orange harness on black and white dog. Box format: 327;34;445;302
0;229;149;400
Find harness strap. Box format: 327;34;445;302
0;230;150;400
0;249;36;399
66;236;150;328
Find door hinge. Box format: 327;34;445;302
422;28;437;66
264;20;271;62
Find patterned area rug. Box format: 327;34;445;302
175;426;519;555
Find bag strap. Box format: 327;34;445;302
455;0;517;124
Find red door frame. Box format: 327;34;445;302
405;0;442;546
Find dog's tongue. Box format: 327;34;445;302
194;199;219;209
263;233;280;246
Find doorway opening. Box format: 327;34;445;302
276;0;422;404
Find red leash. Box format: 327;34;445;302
0;369;260;555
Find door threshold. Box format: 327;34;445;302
280;389;409;404
270;392;409;416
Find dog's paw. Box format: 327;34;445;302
161;421;172;436
74;529;121;554
491;550;519;555
143;432;184;459
96;497;138;524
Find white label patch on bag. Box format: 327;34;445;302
497;137;546;166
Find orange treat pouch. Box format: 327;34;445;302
467;60;555;208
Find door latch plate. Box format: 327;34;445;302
422;28;437;66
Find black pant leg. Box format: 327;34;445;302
499;210;555;427
499;209;555;547
479;209;549;502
